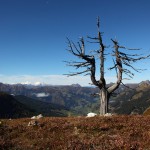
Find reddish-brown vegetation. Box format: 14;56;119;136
143;107;150;116
0;115;150;149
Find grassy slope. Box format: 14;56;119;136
15;95;69;117
0;115;150;150
111;84;150;114
0;93;69;118
0;92;35;118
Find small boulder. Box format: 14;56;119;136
104;113;113;117
28;120;39;126
37;114;43;119
31;116;36;119
31;114;43;119
87;112;97;117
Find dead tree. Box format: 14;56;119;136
65;17;150;115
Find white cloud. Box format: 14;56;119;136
0;74;143;86
0;74;93;86
36;93;49;97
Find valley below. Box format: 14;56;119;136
1;81;150;118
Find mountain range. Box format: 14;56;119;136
0;81;150;118
110;81;150;114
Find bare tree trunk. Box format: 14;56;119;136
66;18;150;116
100;88;108;115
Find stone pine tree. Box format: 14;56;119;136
65;17;150;115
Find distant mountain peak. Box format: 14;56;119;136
140;80;150;84
71;84;81;87
139;80;150;87
20;81;46;86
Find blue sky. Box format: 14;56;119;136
0;0;150;85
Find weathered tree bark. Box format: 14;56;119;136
99;88;109;115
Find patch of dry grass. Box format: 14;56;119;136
0;115;150;149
